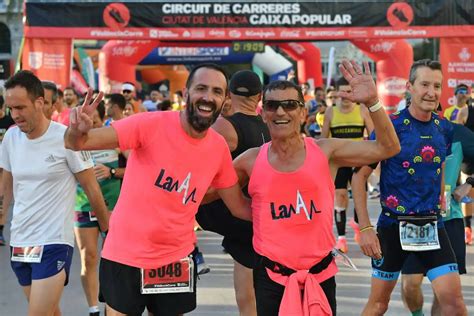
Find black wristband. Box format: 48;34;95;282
466;176;474;187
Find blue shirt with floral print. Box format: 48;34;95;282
373;108;453;227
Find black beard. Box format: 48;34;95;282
185;96;221;133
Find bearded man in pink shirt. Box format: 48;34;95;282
65;63;249;316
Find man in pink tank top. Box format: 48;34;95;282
230;60;401;315
64;64;250;316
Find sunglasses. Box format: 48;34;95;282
263;99;305;112
122;90;132;94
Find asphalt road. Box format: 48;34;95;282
1;199;473;315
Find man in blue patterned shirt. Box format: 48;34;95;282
353;60;467;316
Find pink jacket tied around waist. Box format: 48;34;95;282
279;268;332;316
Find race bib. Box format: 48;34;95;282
399;216;440;251
89;211;97;222
141;257;194;294
11;246;44;263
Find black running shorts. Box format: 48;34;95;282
402;218;466;275
99;250;198;316
372;224;458;282
334;167;353;189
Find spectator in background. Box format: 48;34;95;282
301;82;313;102
326;87;337;107
123;102;134;118
121;82;146;113
305;106;320;138
172;90;186;111
315;100;328;137
51;89;71;126
105;94;126;125
306;100;328;139
444;84;470;122
41;81;58;120
158;99;172;111
64;86;79;108
143;90;163;112
314;86;326;104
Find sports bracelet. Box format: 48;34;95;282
360;225;374;233
368;101;383;113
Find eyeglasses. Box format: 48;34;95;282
122;90;132;94
263;99;304;112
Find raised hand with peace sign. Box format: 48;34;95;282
65;88;119;151
69;88;104;135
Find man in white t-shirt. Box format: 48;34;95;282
0;70;109;316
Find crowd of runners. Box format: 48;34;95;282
0;58;472;316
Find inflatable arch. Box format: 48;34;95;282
352;39;413;112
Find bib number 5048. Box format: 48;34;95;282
141;257;193;294
147;262;183;278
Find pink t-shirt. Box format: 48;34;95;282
249;137;337;314
102;111;237;268
51;108;70;126
250;137;336;270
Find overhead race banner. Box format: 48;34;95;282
440;37;474;109
21;38;72;89
140;47;255;65
24;1;474;40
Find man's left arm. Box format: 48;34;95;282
75;168;109;233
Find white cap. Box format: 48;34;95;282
122;83;135;92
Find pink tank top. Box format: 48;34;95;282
249;137;336;270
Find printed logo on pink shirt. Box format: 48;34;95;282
270;190;321;221
155;168;197;205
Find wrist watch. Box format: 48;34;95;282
466;176;474;187
110;168;117;178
